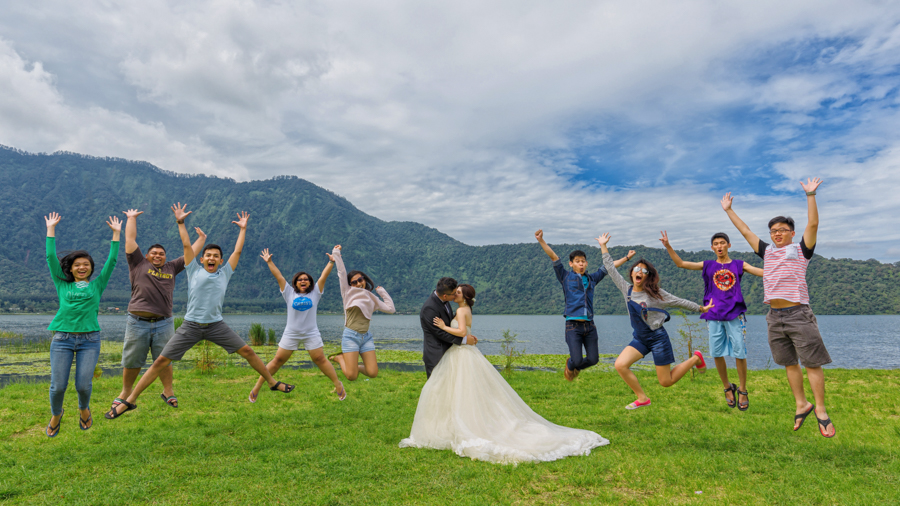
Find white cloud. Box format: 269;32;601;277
1;1;900;262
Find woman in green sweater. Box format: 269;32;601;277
45;212;121;437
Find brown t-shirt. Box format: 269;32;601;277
127;247;186;317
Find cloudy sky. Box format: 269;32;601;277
2;1;899;261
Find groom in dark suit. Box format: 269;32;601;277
420;277;477;378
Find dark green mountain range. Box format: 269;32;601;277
1;145;898;315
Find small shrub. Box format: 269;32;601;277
267;328;277;346
500;329;524;377
672;311;709;380
249;323;266;346
194;340;221;373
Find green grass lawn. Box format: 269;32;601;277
0;361;898;505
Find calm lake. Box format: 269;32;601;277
1;313;897;370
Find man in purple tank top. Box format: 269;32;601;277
660;231;763;411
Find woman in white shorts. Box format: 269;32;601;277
249;248;346;402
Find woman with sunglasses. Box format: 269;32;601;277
596;233;713;410
249;248;345;402
328;245;395;382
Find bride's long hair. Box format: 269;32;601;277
459;284;476;309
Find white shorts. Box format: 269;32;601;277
278;330;323;351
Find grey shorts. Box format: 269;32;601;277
122;315;176;368
160;320;247;361
766;305;832;368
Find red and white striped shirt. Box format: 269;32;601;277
758;241;811;304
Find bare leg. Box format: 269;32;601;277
357;350;379;378
335;351;361;381
786;364;813;429
251;347;294;400
117;368;142;400
109;356;172;416
308;348;342;388
736;358;748;406
806;366;833;436
236;345;287;390
158;363;175;398
656;354;700;387
714;356;734;404
615;346;648;402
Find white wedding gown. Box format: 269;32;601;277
399;320;609;464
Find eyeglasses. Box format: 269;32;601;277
350;277;366;285
632;267;649;274
769;228;792;235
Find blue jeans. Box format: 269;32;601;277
564;320;599;371
49;332;101;416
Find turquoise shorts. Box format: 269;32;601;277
708;316;747;359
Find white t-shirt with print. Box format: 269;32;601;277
282;284;322;338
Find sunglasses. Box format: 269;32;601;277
351;277;366;285
632;266;649;274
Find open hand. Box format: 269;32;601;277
45;212;61;228
721;192;733;211
194;227;206;239
595;233;611;247
800;177;822;193
106;216;123;232
232;211;249;229
260;248;273;262
124;209;143;219
700;302;715;313
326;253;335;263
432;317;447;329
171;203;191;222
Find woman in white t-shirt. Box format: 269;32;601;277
249;248;346;402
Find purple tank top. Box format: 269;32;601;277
700;260;746;321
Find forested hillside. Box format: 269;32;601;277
2;145;898;315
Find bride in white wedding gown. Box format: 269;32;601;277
399;284;609;464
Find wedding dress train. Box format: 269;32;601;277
400;321;609;464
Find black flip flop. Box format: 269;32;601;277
46;409;63;438
160;393;178;408
79;414;93;431
105;400;137;419
794;404;815;431
816;415;835;438
724;383;737;408
270;381;295;393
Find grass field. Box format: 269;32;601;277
0;359;898;505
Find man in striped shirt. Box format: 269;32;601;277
721;177;835;438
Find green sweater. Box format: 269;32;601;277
46;237;119;333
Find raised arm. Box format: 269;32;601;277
123;209;142;255
373;286;396;314
612;250;636;269
721;193;762;253
97;216;122;291
800;177;821;249
743;263;763;277
659;289;713;314
318;253;335;293
659;231;702;270
45;212;64;281
191;227;207;260
596;233;630;295
260;248;286;291
228;211;248;271
171;203;196;263
535;229;560;262
332;246;349;301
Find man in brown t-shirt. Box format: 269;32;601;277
111;204;204;411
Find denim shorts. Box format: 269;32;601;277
628;327;676;366
122;315;176;368
341;327;375;353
